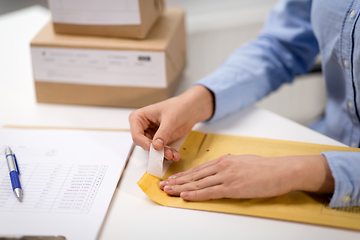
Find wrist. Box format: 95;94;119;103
178;85;214;123
290;155;334;193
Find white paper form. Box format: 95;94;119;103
49;0;141;25
31;47;167;88
0;128;133;240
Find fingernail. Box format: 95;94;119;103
160;180;169;187
173;151;181;161
164;185;173;191
181;192;189;199
155;139;164;147
168;175;176;179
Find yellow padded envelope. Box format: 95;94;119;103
138;131;360;230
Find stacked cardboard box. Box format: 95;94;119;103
31;0;186;108
49;0;165;39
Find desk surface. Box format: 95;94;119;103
0;6;358;240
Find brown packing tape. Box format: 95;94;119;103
138;131;360;231
52;0;165;39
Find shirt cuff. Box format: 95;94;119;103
322;151;360;207
194;69;272;123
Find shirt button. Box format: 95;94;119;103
344;60;349;68
348;101;353;110
350;10;355;19
342;195;351;203
351;142;357;148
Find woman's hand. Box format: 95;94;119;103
129;85;214;161
159;154;334;200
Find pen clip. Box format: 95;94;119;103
13;154;20;175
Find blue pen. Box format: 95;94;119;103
5;147;23;202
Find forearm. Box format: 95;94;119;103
288;155;334;193
176;85;214;123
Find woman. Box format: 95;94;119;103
129;0;360;207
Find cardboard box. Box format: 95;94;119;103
30;8;186;108
49;0;165;39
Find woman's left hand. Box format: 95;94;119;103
159;154;334;201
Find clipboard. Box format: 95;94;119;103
0;127;134;240
0;236;66;240
4;125;135;186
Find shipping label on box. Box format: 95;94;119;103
48;0;141;25
31;46;166;88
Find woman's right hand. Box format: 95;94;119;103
129;85;214;161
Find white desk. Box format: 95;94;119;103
0;6;359;240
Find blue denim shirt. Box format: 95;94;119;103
197;0;360;207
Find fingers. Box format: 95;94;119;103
165;158;221;180
159;160;222;199
164;146;181;162
129;112;153;151
181;185;225;201
163;174;221;196
133;133;152;152
162;181;226;201
152;118;175;150
129;108;177;155
144;127;157;139
158;157;228;201
153;138;164;151
160;162;219;189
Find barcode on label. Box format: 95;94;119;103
138;56;151;61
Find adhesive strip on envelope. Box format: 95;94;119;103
147;144;165;178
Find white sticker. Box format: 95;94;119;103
31;47;167;88
147;144;173;178
48;0;141;25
